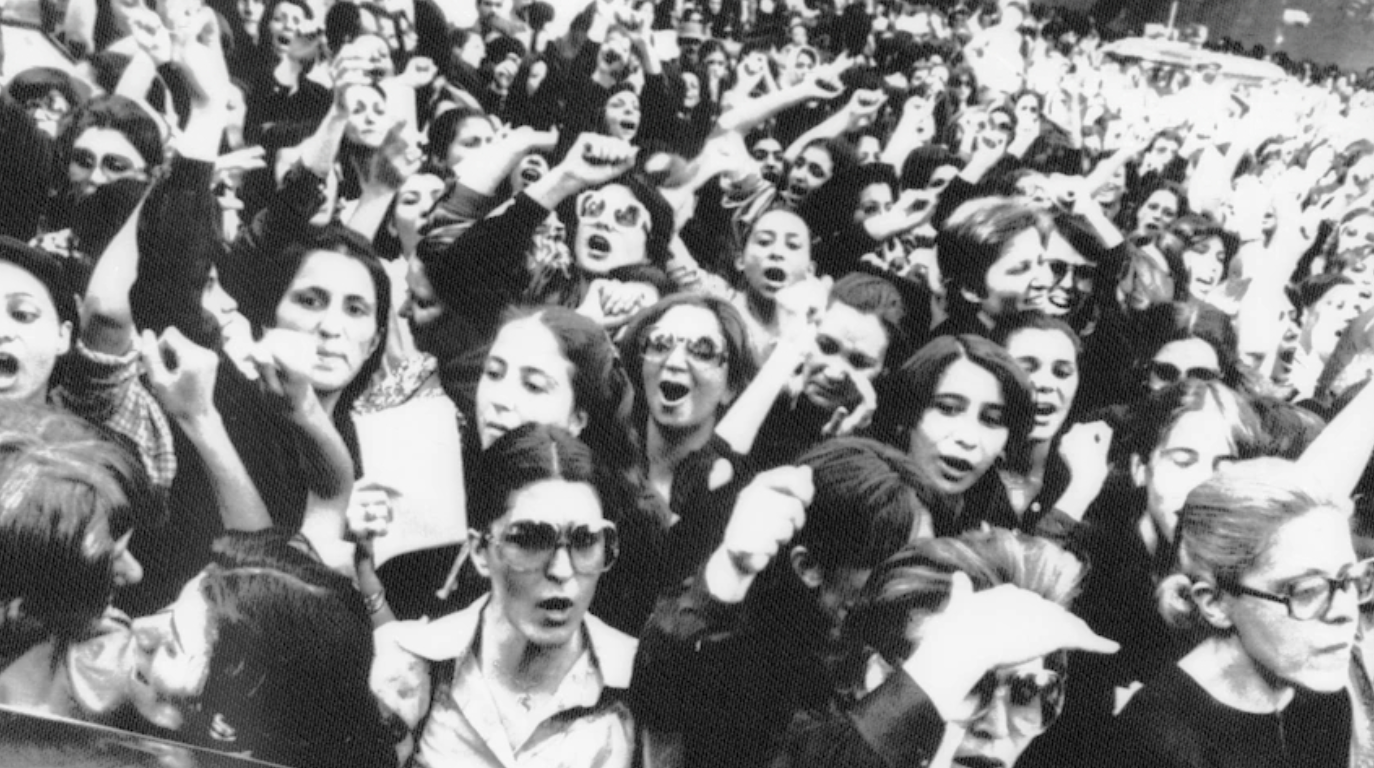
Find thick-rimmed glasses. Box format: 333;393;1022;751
641;332;729;368
1222;558;1374;621
483;520;619;574
1149;361;1220;385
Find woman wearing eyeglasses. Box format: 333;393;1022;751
770;528;1117;768
1111;458;1373;768
372;424;642;768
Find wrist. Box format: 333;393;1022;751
703;547;756;604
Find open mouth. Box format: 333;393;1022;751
763;267;788;283
538;597;573;612
586;234;612;256
619;120;638;133
276;33;292;47
659;381;690;404
520;167;543;183
0;353;17;377
952;757;1005;768
1034;402;1056;417
788;181;809;199
602;50;622;67
937;455;974;482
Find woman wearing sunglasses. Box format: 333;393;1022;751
373;424;640;768
1112;458;1374;768
770;527;1117;768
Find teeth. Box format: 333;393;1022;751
0;354;16;375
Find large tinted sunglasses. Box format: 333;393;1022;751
1149;361;1220;385
483;520;619;574
966;667;1065;733
1048;260;1096;282
641;332;729;367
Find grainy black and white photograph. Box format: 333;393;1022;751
0;0;1372;763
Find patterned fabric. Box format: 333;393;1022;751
51;339;177;489
354;354;445;414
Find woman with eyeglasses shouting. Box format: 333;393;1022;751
1112;458;1374;768
373;424;644;768
771;527;1117;768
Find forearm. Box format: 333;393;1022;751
179;412;274;530
715;340;805;456
291;402;355;500
299;109;348;178
81;202;143;355
718;83;816;135
347;188;397;240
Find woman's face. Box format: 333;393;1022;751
510;153;549;195
682;72;701;110
909;357;1009;495
393;173;445;251
1302;283;1369;363
702;48;729;82
855;182;894;224
1091;163;1127;207
603;90;641;141
641;305;734;432
238;0;265;39
1147;338;1220;392
1184;236;1227;299
68;127;149;199
475;479;606;650
1005;327;1078;443
24;88;71;139
574;183;650;275
978;228;1051;321
202;266;251;349
126;573;214;731
784;145;835;204
0;261;72;406
1134;189;1180;238
267;0;306;54
1220;506;1362;693
1013;93;1040;126
737;210;813;301
751;138;786;185
477;317;584;450
1041;231;1093;318
950;657;1058;768
343;86;389;149
444;116;495;168
1134;404;1234;541
802;302;887;412
272;250;381;397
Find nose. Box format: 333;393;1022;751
545;544;575;581
969;693;1014;741
317;307;345;337
113;548;144;588
662;340;691;370
950;413;981;450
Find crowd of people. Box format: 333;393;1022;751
3;0;1374;765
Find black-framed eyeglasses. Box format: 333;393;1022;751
1221;558;1374;621
482;520;619;574
641;332;729;367
965;667;1065;733
1149;361;1220;385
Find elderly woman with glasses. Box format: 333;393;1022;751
769;528;1116;768
372;425;640;768
1111;458;1374;768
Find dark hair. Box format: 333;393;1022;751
1135;301;1248;393
899;145;964;190
425;103;488;165
1155;213;1238;298
255;0;313;57
796;163;898;241
495;306;638;475
1121;178;1189;240
880;334;1035;465
239;224;391;422
0;405;159;654
830;272;908;370
5;67;87;112
992;310;1082;356
936;196;1050;302
56;95;163;181
0;236;78;329
195;531;394;768
617;293;758;431
795;438;953;569
467;424;601;532
572;174;676;272
1288;273;1356;323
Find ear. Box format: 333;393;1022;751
57;319;73;357
789;546;824;590
1130;453;1147;489
735;252;746;273
468;528;492;578
567;408;589;438
1190;580;1233;630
